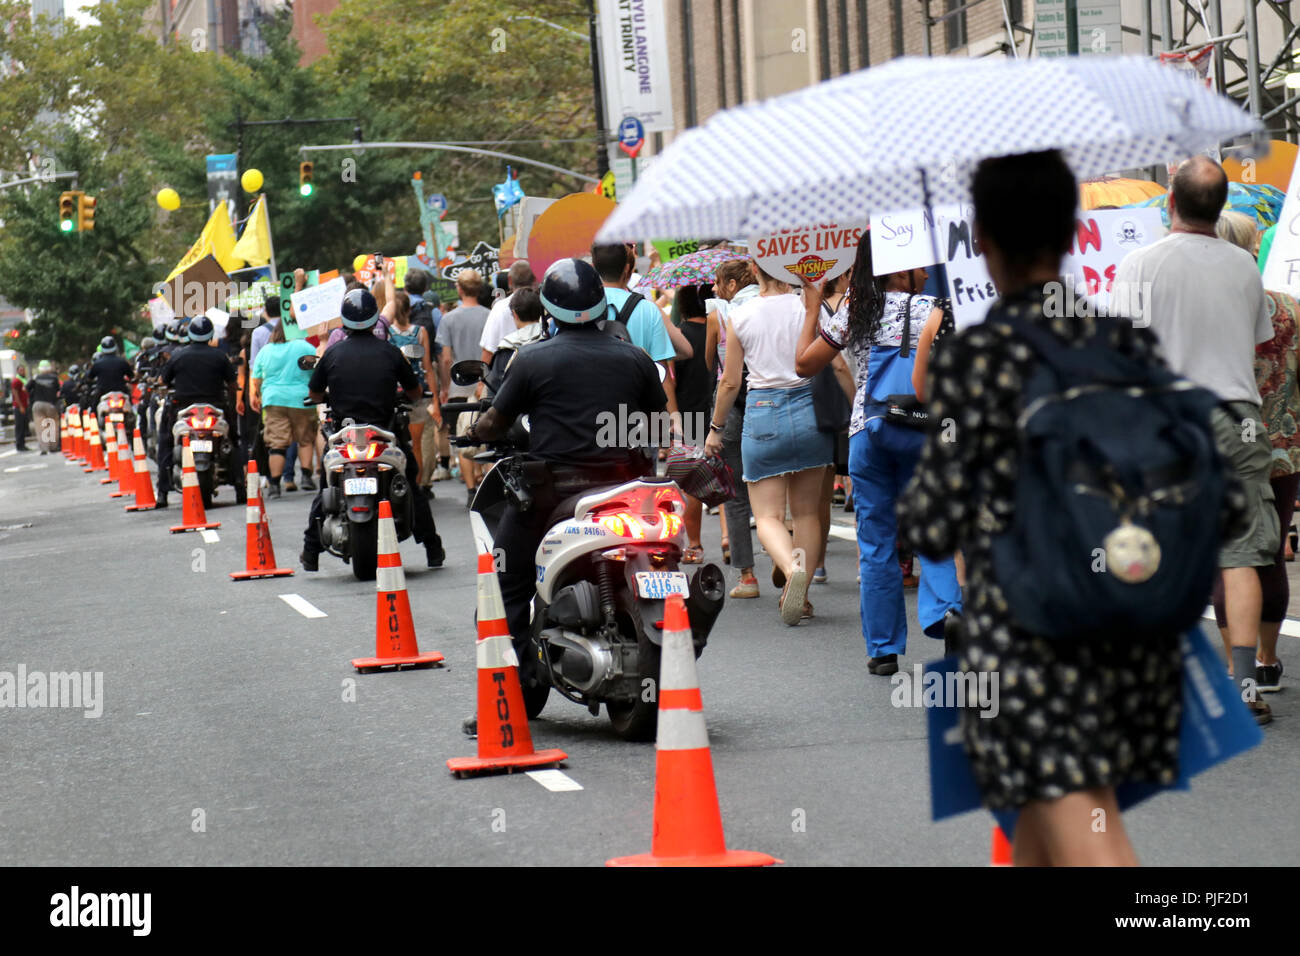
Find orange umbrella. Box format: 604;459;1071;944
1080;178;1167;210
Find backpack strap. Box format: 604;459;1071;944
899;294;915;359
612;291;644;326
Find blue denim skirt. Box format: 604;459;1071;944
741;383;834;482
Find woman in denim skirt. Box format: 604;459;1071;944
705;264;832;625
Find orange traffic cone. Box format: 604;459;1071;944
607;594;779;867
110;425;133;498
84;415;107;474
990;826;1013;866
124;427;158;512
169;435;220;533
447;551;567;777
101;423;120;487
351;499;442;670
231;462;294;580
60;411;70;456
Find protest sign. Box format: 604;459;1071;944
148;297;175;325
204;307;230;338
513;198;556;260
527;193;617;276
440;241;500;285
1062;208;1164;311
652;238;701;262
1262;159;1300;296
156;255;235;317
750;223;863;284
870;204;970;277
290;276;348;331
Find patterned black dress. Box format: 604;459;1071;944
897;288;1229;809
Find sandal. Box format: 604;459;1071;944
779;570;810;626
801;601;814;620
682;545;704;564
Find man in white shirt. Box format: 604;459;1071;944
478;261;536;362
1114;155;1279;724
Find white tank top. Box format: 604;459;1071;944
729;293;809;390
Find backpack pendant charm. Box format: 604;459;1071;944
1103;520;1161;584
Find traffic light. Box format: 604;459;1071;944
58;191;79;232
299;161;314;197
78;194;96;232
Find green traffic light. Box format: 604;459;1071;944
60;219;74;232
299;183;313;197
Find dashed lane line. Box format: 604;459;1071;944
279;593;327;619
526;769;583;792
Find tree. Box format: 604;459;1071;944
317;0;599;246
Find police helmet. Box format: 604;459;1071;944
188;316;214;343
163;321;182;343
341;288;379;330
68;364;81;376
153;324;168;339
37;360;53;374
100;335;118;353
140;337;157;350
539;258;606;325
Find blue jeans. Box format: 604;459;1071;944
850;420;962;659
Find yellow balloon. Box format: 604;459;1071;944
241;168;264;193
156;188;180;211
353;254;369;272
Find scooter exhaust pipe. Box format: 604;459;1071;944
685;562;726;647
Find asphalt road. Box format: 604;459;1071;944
1;448;1297;866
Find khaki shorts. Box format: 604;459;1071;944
457;411;485;456
264;405;320;448
408;400;434;428
1212;401;1281;568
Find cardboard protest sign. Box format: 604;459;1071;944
1262;159;1300;296
279;272;305;341
1062;208;1164;311
440;241;500;285
157;255;235;317
290;276;348;331
870;205;970;277
652;238;701;262
749;224;863;284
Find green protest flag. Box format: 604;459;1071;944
122;339;140;359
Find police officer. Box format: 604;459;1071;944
88;336;133;410
59;364;81;407
465;258;667;696
300;288;445;571
28;361;62;454
157;316;237;507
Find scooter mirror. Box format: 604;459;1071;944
451;359;488;387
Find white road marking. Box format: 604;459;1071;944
280;593;327;619
526;769;583;792
4;463;47;473
828;525;856;541
200;529;220;543
0;449;17;458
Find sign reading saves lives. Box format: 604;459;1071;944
749;223;864;284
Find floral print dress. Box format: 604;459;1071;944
897;287;1236;809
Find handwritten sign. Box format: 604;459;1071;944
749;223;863;284
1064;208;1164;311
870;204;971;277
290;276;347;331
1262;159;1300;296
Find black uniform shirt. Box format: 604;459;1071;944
492;324;667;466
310;331;416;427
28;373;61;405
162;343;236;408
90;354;133;396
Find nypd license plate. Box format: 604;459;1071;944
190;439;213;453
635;571;690;601
109;413;124;422
344;477;378;495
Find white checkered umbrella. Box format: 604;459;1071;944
598;55;1263;242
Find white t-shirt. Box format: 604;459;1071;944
729;292;809;390
478;293;516;354
1113;232;1272;405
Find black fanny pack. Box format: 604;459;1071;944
884;394;929;429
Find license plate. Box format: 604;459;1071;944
190;439;213;453
344;477;378;495
635;571;690;601
109;413;124;422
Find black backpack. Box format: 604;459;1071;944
603;291;643;344
989;312;1227;641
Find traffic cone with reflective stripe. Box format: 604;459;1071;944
60;411;70;456
351;499;442;670
607;594;779;867
102;423;120;487
125;427;158;512
990;826;1013;866
83;414;107;474
74;407;88;462
231;461;294;580
169;435;220;533
447;551;567;777
110;425;133;498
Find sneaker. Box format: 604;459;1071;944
461;715;477;738
730;574;759;599
1257;659;1284;693
284;480;298;492
868;653;899;676
813;567;827;585
1249;699;1273;726
426;542;445;568
300;549;319;572
267;483;282;499
432;465;451;481
299;474;316;491
156;493;168;508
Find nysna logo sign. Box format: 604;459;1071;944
750;224;863;285
50;887;151;936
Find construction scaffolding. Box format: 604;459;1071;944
920;0;1300;143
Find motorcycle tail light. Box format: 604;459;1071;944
188;415;215;429
341;442;384;460
108;396;124;409
660;513;683;538
596;511;647;539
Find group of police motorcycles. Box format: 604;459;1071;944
62;263;728;741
